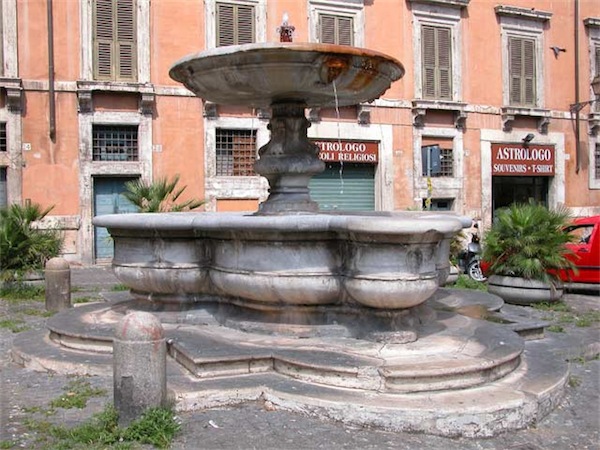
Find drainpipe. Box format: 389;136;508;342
47;0;56;146
574;0;581;174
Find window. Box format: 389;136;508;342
0;167;6;208
509;36;536;106
422;198;453;211
595;144;600;180
216;2;255;46
421;144;453;177
309;1;363;48
595;45;600;112
215;129;256;176
92;125;138;161
319;14;353;46
93;0;137;81
422;25;451;99
0;123;6;152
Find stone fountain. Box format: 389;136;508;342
12;42;568;438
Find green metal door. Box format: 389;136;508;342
93;177;138;261
309;163;375;211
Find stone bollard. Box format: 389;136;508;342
45;257;71;312
113;311;167;427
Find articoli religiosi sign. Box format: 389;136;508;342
491;143;555;176
314;140;379;163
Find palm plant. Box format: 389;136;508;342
0;203;63;280
123;175;204;213
482;202;576;287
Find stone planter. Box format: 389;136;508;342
487;275;563;305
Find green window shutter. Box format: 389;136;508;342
422;25;451;99
217;3;255;47
93;0;136;81
319;14;353;46
509;36;536;106
116;0;136;80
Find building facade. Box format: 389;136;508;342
0;0;599;264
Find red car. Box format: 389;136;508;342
561;215;600;290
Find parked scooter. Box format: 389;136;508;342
457;226;487;282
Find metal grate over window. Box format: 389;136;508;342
92;125;138;161
595;144;600;180
215;129;257;176
0;123;6;152
439;148;454;177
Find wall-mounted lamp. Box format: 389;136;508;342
570;74;600;113
522;133;535;145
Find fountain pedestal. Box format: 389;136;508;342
254;102;324;214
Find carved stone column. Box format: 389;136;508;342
254;102;325;215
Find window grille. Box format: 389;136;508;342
93;0;137;81
595;46;600;112
92;125;138;161
215;129;256;176
217;3;255;46
0;123;6;152
422;25;451;100
0;166;6;208
509;36;536;106
318;14;353;46
595;144;600;180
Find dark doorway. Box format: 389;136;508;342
492;176;549;218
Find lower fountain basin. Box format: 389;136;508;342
93;211;463;310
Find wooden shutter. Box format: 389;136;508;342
509;36;536;106
93;0;136;81
217;3;255;47
422;25;451;99
116;0;136;80
595;46;600;112
94;0;114;79
319;14;353;46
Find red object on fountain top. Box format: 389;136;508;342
278;13;295;42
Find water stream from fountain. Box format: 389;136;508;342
332;80;344;195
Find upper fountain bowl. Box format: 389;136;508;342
169;43;404;108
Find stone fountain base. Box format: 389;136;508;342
11;289;569;438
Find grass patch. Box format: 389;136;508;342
19;307;53;317
0;318;29;333
111;284;129;292
0;440;15;449
532;301;571;312
568;375;582;388
0;282;44;302
27;404;180;449
448;274;488;291
73;295;98;304
49;378;107;410
546;325;565;333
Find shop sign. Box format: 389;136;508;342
314;139;378;163
491;144;555;176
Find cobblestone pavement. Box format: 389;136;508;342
0;270;598;449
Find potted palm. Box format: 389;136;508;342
482;202;576;305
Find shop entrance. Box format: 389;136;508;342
492;176;548;214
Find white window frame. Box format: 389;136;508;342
587;19;600;189
81;0;150;83
204;117;269;211
308;0;365;47
413;127;463;210
205;0;266;50
498;16;546;108
412;2;462;101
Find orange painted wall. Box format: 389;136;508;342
21;92;80;215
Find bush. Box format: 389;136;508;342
0;203;63;280
481;202;576;286
123;175;205;213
